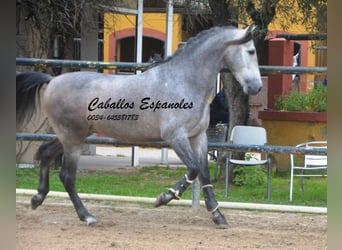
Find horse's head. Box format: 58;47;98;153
222;25;262;95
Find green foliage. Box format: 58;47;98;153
275;84;327;112
233;166;266;187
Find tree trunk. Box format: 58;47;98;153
246;0;276;62
208;0;238;27
208;0;249;183
208;0;278;183
216;74;250;182
208;0;229;26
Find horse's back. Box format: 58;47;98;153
48;71;109;89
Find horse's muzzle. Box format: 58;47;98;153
244;84;262;95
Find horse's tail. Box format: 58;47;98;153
16;71;53;128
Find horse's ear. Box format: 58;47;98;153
225;25;255;46
245;24;255;35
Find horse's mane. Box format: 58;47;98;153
177;26;234;56
147;26;236;69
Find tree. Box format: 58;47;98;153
207;0;251;183
17;0;85;60
16;0;135;74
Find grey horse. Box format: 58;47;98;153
16;25;262;226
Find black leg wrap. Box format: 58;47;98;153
202;185;219;212
154;175;192;207
169;175;192;199
202;185;228;226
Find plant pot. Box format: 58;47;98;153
258;110;327;173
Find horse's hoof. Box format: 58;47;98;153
154;193;167;207
212;210;228;228
154;192;173;207
31;193;44;209
85;216;98;226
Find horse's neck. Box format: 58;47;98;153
172;44;223;99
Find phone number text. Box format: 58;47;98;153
87;114;139;121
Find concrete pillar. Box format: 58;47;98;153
80;7;98;155
130;0;144;167
80;9;98;66
160;0;174;166
267;38;294;108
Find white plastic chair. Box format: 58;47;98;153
225;125;271;199
289;141;327;201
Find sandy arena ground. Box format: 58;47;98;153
16;195;327;250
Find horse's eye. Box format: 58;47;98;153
248;49;255;55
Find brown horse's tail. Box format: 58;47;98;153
16;71;53;128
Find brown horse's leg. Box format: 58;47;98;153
31;139;63;209
59;145;97;225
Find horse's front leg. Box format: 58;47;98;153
31;139;63;209
191;133;228;226
154;136;199;207
200;171;228;226
59;146;97;225
154;173;195;207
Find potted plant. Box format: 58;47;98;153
258;84;327;173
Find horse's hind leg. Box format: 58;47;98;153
59;144;97;225
31;139;63;209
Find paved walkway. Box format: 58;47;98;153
78;146;185;171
